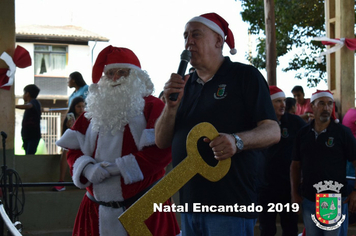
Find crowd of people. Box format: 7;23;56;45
13;11;356;236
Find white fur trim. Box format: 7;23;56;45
56;127;97;157
116;154;143;184
188;16;225;39
56;129;84;150
99;205;126;236
104;63;141;72
270;91;285;100
72;155;96;189
138;128;155;151
82;123;99;156
128;114;147;150
311;92;334;103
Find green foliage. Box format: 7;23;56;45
239;0;355;87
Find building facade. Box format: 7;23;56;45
15;25;109;154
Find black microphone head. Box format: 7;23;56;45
1;131;7;139
180;50;191;62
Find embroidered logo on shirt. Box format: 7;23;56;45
325;137;335;147
214;84;227;99
281;128;289;138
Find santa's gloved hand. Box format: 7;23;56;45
100;161;121;176
82;163;110;184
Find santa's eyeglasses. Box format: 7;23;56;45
105;68;131;79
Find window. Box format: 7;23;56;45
34;45;68;76
34;45;68;95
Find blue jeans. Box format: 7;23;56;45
181;212;257;236
302;198;348;236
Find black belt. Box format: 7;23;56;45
86;191;125;208
86;180;159;209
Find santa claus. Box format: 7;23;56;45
56;46;180;236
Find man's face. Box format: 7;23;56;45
104;68;131;86
292;91;305;105
272;97;286;120
184;22;221;68
311;97;333;123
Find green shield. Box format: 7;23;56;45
319;197;338;221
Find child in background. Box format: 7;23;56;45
16;84;41;155
53;97;85;191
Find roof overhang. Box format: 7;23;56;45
16;25;109;45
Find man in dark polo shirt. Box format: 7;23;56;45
291;90;356;236
155;12;280;236
258;86;305;236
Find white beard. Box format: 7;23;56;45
84;69;154;135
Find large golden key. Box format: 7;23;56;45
118;122;231;235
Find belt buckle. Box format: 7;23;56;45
109;201;119;208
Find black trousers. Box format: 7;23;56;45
258;190;299;236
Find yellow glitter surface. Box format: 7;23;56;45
119;122;231;235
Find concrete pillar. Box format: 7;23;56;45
325;0;355;117
0;0;16;157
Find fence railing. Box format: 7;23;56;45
40;112;61;155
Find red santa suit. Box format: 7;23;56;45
57;95;180;236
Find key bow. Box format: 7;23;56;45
119;122;231;235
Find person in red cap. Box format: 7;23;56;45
56;46;180;236
155;12;280;235
291;90;356;236
258;86;305;236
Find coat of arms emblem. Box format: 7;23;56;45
214;84;227;99
325;137;335;147
281;128;289;138
311;181;346;230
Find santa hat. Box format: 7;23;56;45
269;85;285;100
92;45;141;83
310;90;334;103
311;90;339;123
187;13;237;55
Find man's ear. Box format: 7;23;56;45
215;34;224;48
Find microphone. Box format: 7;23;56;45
1;131;7;139
169;50;192;101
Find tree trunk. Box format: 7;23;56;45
264;0;277;85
